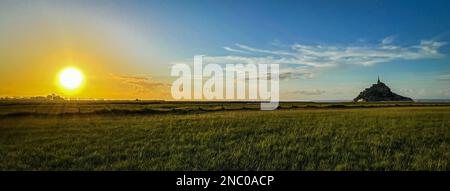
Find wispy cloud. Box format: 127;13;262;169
278;67;316;80
174;36;446;81
223;46;249;54
286;89;326;96
436;72;450;81
223;37;446;67
208;36;447;80
110;74;170;93
381;35;396;45
234;43;294;56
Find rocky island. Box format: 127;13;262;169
354;77;413;102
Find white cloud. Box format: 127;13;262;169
223;46;249;54
235;43;294;56
176;37;447;80
381;35;396;44
225;38;445;66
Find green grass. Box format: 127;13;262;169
0;102;449;170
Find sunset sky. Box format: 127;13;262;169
1;0;450;100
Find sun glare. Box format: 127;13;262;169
59;67;84;90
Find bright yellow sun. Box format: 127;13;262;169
58;67;84;90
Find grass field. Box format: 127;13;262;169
0;101;449;170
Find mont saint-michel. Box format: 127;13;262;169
354;77;413;102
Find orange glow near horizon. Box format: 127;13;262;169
0;3;172;100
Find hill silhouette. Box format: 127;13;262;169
354;77;413;102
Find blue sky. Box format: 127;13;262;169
1;0;450;100
140;0;450;100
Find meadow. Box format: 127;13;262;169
0;101;449;170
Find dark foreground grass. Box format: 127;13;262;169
0;106;449;170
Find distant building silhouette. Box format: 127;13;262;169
354;77;413;102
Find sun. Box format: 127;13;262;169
58;67;84;90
